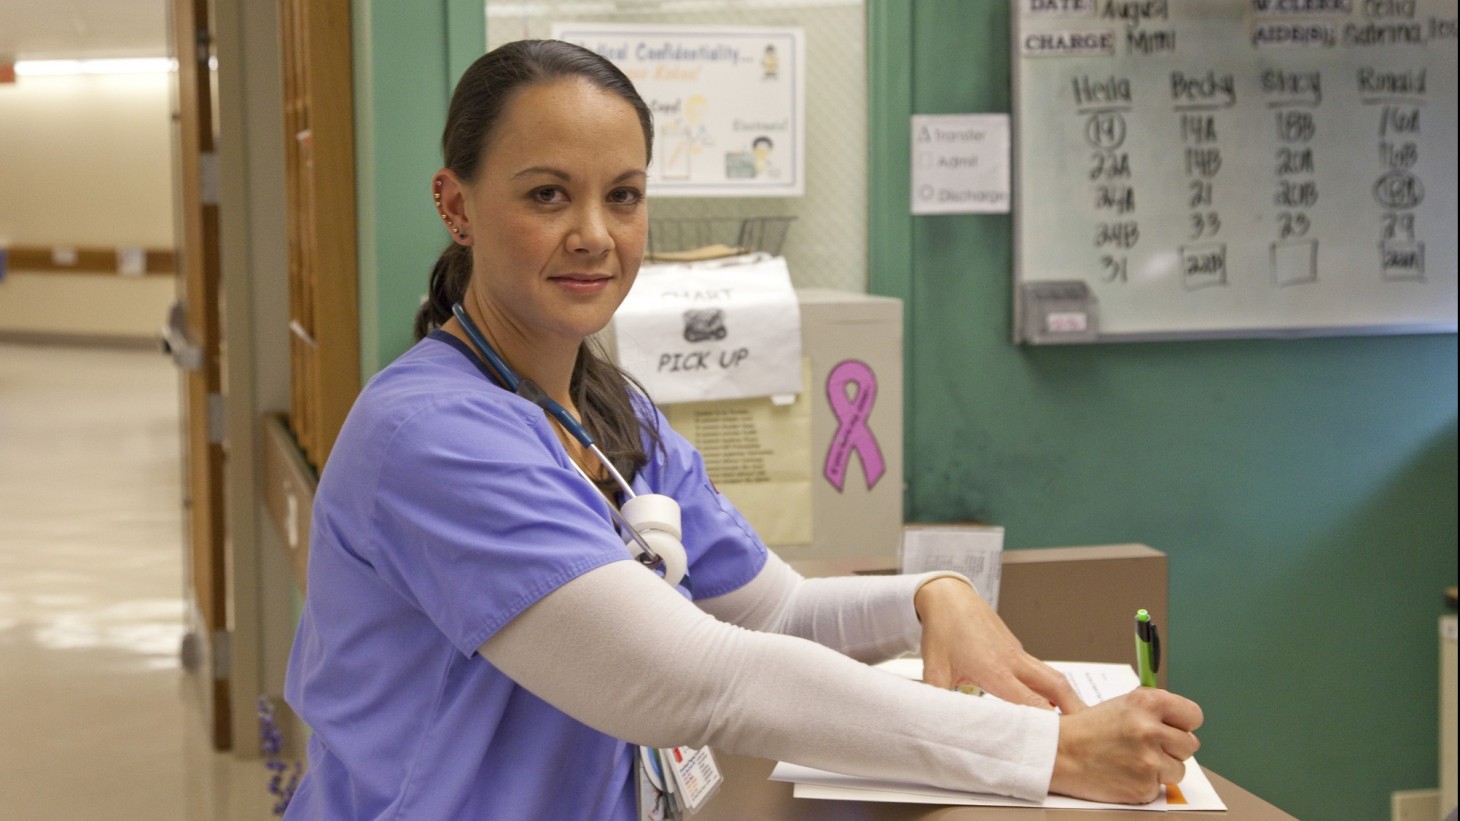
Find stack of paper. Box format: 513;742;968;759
769;661;1226;812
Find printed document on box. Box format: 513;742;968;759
900;524;1003;610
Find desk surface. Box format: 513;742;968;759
696;753;1297;820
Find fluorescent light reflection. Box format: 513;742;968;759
14;58;177;77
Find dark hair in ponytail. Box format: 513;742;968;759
414;39;660;484
414;243;473;342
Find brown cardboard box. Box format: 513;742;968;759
1000;544;1168;689
789;543;1168;688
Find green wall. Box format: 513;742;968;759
353;0;485;379
870;3;1457;820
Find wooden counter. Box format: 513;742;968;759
696;752;1297;820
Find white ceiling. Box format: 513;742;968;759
0;0;169;61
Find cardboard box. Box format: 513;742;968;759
1000;544;1168;688
630;288;904;563
790;543;1168;688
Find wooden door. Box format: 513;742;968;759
169;0;231;751
279;0;360;471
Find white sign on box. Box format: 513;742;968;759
612;255;803;405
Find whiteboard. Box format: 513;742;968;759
1012;0;1458;343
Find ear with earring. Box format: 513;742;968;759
434;179;468;241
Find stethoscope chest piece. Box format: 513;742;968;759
621;494;688;588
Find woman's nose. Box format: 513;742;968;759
568;205;613;256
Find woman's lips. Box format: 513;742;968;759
549;274;611;294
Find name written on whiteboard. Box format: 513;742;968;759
1358;67;1426;97
1261;70;1323;105
1344;17;1458;46
1073;75;1131;107
1128;28;1177;55
1171;71;1237;109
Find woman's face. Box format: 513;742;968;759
441;78;649;350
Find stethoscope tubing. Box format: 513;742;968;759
449;302;671;575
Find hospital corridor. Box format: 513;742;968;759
0;342;276;820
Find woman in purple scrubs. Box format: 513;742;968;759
283;39;1203;820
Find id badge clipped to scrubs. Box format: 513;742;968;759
636;744;722;820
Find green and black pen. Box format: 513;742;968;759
1135;608;1161;688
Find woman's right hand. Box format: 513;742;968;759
1047;687;1204;804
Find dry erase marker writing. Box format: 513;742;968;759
1135;608;1161;688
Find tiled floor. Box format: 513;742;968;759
0;342;277;820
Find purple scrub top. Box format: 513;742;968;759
283;332;767;820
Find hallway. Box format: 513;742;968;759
0;342;276;820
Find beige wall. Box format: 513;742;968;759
0;272;176;337
0;72;177;340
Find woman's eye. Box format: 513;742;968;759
609;187;644;205
531;187;566;204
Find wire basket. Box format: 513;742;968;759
647;216;795;261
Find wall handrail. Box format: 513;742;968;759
1;244;176;276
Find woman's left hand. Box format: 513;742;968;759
915;577;1086;713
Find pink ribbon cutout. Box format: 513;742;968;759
823;359;886;492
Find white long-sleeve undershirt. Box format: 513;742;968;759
477;553;1058;801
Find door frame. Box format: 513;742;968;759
169;0;231;751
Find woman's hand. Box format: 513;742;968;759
1048;687;1203;803
914;577;1085;713
914;577;1203;804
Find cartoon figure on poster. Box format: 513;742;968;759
661;95;713;181
752;136;779;178
761;44;779;80
726;136;779;180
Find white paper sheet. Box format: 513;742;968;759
899;524;1004;610
910;114;1011;215
612;255;802;404
770;660;1227;812
775;758;1223;811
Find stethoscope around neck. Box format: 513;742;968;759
450;302;689;590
